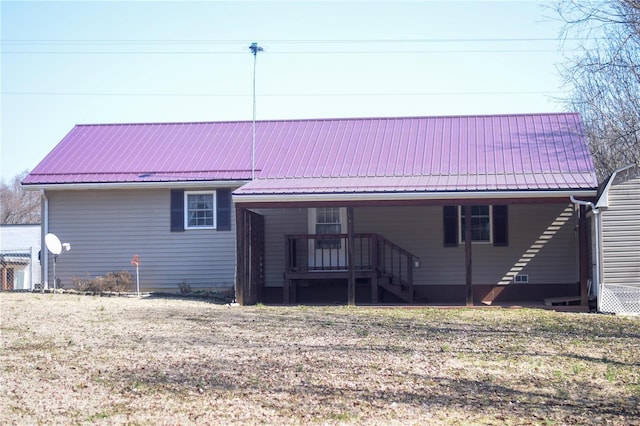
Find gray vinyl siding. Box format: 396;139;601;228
354;206;464;285
601;169;640;287
256;208;308;287
45;188;236;292
355;204;577;286
258;203;578;287
473;204;578;285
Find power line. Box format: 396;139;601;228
1;90;565;97
1;36;587;55
1;37;595;44
2;49;572;55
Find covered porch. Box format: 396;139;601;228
234;197;593;308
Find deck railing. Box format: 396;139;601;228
285;233;416;302
285;233;375;272
285;233;413;279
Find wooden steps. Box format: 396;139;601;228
544;296;582;306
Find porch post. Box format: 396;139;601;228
371;234;378;304
464;205;473;306
347;207;356;306
579;205;589;306
283;235;290;304
235;206;246;305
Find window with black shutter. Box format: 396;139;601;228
171;189;232;232
443;204;509;246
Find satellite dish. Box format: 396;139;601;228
45;233;62;255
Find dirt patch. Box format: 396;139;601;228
1;293;639;425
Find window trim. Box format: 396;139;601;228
184;190;217;230
458;205;493;244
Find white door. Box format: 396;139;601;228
308;207;348;269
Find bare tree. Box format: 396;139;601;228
555;0;640;180
0;171;41;224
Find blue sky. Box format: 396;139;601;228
1;0;576;182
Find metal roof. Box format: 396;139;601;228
23;113;597;196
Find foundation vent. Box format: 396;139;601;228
514;274;529;284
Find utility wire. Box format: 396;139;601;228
1;37;596;44
2;36;585;54
2;91;564;97
2;49;568;55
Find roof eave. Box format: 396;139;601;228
233;188;598;204
22;180;250;191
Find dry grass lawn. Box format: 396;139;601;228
1;292;639;425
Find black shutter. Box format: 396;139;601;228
216;188;231;231
443;206;458;247
170;189;184;232
493;205;508;246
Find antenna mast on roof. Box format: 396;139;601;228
249;42;264;180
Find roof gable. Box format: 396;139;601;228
23;113;597;193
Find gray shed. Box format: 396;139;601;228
594;164;640;314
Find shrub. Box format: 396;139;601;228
71;271;132;293
179;280;191;294
72;273;92;292
105;271;132;292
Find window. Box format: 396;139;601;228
460;205;491;242
185;191;216;229
315;207;342;249
184;191;215;229
443;205;508;246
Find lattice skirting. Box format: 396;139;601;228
600;284;640;315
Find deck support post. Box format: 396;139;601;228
283;277;291;304
578;205;589;306
347;207;356;306
464;205;473;306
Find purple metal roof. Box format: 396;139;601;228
24;121;254;184
23;113;597;194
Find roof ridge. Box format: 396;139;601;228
74;112;580;128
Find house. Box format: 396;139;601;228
0;224;42;290
22;113;598;305
583;164;640;314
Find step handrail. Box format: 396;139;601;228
375;234;416;299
